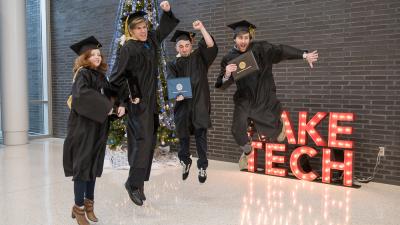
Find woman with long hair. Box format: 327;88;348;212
63;36;124;225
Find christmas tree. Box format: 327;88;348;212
107;0;178;149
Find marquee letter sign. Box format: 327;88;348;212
247;111;355;187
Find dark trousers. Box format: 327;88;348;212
125;134;156;189
126;111;158;189
127;167;147;188
232;99;282;146
74;179;96;206
178;128;208;170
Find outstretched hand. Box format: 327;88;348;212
305;50;318;68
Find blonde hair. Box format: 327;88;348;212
125;17;148;40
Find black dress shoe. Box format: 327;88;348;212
139;186;146;201
180;160;192;180
125;183;143;206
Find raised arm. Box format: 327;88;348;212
193;20;214;48
155;1;180;43
193;20;218;67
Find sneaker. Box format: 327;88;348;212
238;152;248;171
198;168;207;183
180;160;192;180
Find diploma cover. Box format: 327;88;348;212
228;51;259;80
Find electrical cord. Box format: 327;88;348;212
355;152;382;183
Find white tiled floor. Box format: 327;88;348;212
0;138;399;225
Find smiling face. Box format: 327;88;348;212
176;40;193;57
129;20;148;42
88;49;102;68
235;32;251;52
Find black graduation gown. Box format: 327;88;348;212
215;41;304;144
109;11;179;170
167;37;218;138
63;68;113;181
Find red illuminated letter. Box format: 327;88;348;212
247;141;263;172
328;112;354;149
265;143;287;177
290;146;319;181
322;148;354;187
298;112;327;146
281;111;297;144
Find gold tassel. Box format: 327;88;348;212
124;15;143;42
249;27;256;39
124;16;131;39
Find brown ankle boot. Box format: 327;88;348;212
84;198;98;222
71;205;90;225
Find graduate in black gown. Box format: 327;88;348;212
109;1;179;206
167;21;218;183
215;20;319;169
63;36;123;225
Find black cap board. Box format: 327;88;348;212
170;30;196;42
227;20;256;34
70;36;102;55
123;11;147;25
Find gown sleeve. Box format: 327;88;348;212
109;44;135;106
198;36;218;67
267;42;305;64
72;70;113;123
155;11;180;44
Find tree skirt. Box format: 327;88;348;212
104;145;179;170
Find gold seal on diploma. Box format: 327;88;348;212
228;51;260;81
239;61;246;70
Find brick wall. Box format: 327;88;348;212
50;0;118;137
51;0;400;185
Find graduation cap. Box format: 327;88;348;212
170;30;196;42
123;11;147;25
70;36;102;55
227;20;256;38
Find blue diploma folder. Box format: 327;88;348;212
167;77;192;100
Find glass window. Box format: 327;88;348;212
26;0;49;136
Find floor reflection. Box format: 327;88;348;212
240;174;354;225
0;138;399;225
